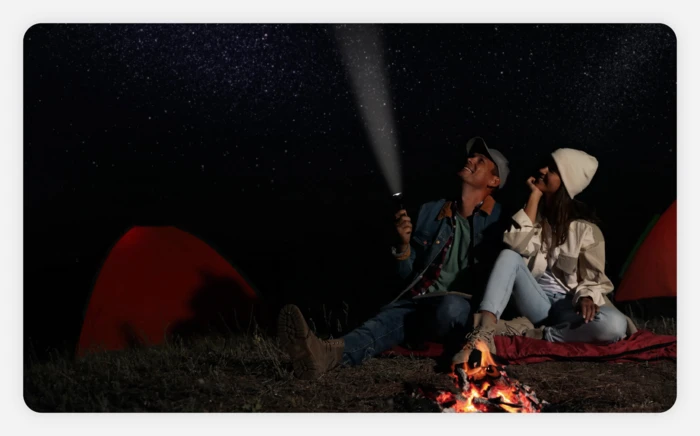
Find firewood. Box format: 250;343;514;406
433;346;548;413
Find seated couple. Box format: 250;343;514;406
278;137;637;379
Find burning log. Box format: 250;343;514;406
432;340;549;413
474;396;523;412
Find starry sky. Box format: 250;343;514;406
23;24;676;354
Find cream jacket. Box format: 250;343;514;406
503;209;638;337
504;209;638;336
504;209;613;307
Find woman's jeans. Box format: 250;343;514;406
341;295;472;366
479;249;628;343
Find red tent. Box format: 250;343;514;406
77;226;260;356
615;201;677;302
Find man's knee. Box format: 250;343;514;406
433;296;472;337
593;308;628;342
436;295;471;320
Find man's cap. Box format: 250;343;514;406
466;136;510;189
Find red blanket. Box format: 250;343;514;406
384;330;676;364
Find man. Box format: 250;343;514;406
278;137;531;379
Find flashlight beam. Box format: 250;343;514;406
335;24;402;195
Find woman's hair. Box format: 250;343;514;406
539;157;600;254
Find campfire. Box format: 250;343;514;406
428;341;548;413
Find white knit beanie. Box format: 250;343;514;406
551;148;599;198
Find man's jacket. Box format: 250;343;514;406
392;196;505;302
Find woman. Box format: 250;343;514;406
452;148;636;366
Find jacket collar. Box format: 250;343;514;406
436;195;496;220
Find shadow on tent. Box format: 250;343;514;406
77;226;266;357
168;271;263;338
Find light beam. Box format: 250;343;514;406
335;24;402;196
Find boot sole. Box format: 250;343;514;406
277;305;324;380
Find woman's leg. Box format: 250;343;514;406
543;296;628;343
478;249;553;324
453;250;553;366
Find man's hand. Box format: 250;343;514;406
576;297;599;323
394;209;412;252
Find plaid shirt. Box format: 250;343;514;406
409;201;461;297
392;196;501;303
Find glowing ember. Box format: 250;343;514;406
429;341;548;413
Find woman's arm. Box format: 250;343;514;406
524;177;543;224
503;178;544;256
573;224;614;308
503;209;540;256
503;189;544;257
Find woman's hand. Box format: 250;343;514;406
524;177;543;224
526;176;543;198
576;297;600;323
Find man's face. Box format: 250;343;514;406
458;152;500;189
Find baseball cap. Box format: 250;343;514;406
466;136;510;189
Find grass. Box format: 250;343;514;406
24;317;676;413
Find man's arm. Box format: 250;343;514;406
392;204;424;279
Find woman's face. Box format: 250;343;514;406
533;160;562;195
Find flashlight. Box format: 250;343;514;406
392;192;404;212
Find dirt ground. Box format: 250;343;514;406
24;319;676;413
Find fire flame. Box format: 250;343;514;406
434;340;544;413
463;340;499;380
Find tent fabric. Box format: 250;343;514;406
77;226;259;357
384;330;676;363
618;213;660;279
615;201;677;302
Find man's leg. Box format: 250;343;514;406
278;305;345;380
278;300;418;379
429;294;472;340
542;295;628;343
420;295;473;367
342;299;417;366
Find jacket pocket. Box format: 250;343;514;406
555;254;578;275
411;231;432;251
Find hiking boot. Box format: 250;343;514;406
495;316;535;336
472;313;534;336
524;326;545;339
451;318;497;368
277;304;345;380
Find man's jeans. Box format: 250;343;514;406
479;249;628;343
341;295;472;366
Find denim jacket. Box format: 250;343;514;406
392;196;504;302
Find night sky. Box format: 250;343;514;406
23;24;676;358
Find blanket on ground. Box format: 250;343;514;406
383;330;676;364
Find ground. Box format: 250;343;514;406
24;317;676;413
